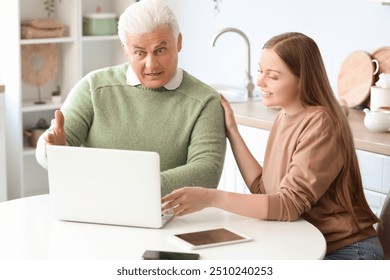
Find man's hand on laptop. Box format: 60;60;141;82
44;110;66;146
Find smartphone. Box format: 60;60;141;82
142;250;200;260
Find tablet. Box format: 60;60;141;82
169;228;252;250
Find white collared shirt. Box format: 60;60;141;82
126;65;183;90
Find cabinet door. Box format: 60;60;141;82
218;125;269;193
357;149;390;214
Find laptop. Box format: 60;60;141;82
46;145;173;228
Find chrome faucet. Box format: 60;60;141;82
211;27;255;98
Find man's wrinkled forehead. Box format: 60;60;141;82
131;40;168;50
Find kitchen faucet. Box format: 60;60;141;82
211;27;255;98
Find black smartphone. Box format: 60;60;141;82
142;250;200;260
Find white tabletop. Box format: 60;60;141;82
0;194;326;260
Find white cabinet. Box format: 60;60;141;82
218;125;269;193
0;0;132;199
357;150;390;215
219;125;389;215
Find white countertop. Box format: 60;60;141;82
231;101;390;156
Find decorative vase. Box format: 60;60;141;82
51;95;61;104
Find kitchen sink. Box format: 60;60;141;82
211;84;262;103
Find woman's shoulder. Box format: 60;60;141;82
303;106;337;134
306;106;332;120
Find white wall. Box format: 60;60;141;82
168;0;390;94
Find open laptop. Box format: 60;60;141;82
46;145;173;228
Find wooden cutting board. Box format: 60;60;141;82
337;50;377;108
372;46;390;76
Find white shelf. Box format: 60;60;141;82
82;35;119;42
24;189;49;197
23;146;36;156
20;37;75;45
22;100;63;113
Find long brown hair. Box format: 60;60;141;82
263;32;380;225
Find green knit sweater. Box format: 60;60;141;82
60;63;226;195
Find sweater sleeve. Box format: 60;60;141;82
160;94;226;196
61;75;94;147
35;74;94;169
267;117;344;221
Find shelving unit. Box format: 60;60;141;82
0;0;131;199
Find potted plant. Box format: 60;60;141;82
51;85;61;104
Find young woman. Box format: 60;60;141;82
162;32;384;260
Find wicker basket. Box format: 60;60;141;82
21;26;65;39
21;18;65;39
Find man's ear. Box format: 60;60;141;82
121;43;128;57
177;32;183;52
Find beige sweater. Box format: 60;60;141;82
251;106;377;253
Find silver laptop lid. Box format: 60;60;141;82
47;145;166;228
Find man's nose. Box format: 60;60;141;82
145;54;159;69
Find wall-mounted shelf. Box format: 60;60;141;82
22;147;36;156
22;100;63;113
20;37;75;45
82;35;119;42
1;0;131;199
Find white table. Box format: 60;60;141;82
0;194;326;260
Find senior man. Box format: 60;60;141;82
36;0;226;196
